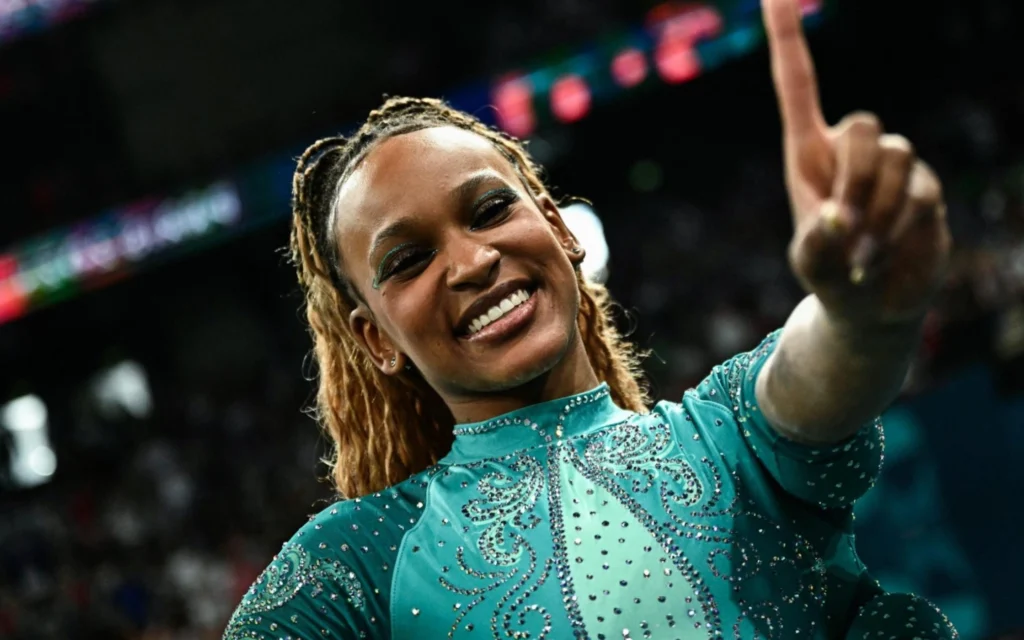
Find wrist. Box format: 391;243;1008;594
815;297;926;352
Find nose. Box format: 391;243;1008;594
445;235;500;290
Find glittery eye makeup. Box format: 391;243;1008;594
373;243;431;290
372;244;402;290
474;188;516;208
470;188;518;229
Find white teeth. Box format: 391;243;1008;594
466;289;531;336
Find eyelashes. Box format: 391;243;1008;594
470;188;518;230
373;244;435;289
372;189;521;288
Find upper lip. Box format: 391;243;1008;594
455;278;534;336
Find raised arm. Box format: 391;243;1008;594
754;0;951;444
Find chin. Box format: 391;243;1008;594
469;323;576;393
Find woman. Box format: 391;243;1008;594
225;0;957;637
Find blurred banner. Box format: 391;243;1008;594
0;181;245;323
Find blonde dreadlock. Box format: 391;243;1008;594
290;96;649;498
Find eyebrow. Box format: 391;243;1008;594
367;172;506;260
368;218;419;262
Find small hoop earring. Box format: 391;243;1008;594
389;356;397;367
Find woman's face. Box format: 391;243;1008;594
333;126;587;401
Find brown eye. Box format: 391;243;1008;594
471;191;518;230
379;247;436;284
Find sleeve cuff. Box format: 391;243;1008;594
725;330;886;509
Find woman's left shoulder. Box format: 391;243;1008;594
223;501;377;638
224;472;434;639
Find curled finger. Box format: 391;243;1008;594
849;134;917;282
832;112;883;221
866;134;916;234
888;161;944;243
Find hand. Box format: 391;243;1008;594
763;0;952;327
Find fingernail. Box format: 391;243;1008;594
849;265;866;285
820;200;846;236
849;235;879;285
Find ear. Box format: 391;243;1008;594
348;303;406;375
537;194;586;265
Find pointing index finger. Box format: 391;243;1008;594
763;0;827;139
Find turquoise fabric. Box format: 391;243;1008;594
225;331;958;639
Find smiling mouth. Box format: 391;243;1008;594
458;286;538;342
465;288;531;335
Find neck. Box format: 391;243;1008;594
444;337;600;424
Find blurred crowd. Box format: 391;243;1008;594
631;151;1024;400
0;361;334;639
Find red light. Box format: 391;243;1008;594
550;74;592;124
646;3;723;42
0;254;17;280
645;2;704;27
662;8;722;42
799;0;822;15
611;48;648;88
655;38;701;84
493;77;536;139
0;275;27;324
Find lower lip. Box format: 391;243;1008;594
462;292;538;343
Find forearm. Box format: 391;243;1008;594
755;294;924;444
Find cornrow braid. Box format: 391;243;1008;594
290;96;649;498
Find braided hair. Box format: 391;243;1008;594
290;96;649;498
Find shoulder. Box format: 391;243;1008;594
224;470;435;639
297;467;434;554
223;503;371;639
647;391;736;451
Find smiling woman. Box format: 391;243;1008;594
286;97;649;501
221;91;958;639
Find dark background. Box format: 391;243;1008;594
1;0;1022;637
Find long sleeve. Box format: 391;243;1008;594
224;474;430;640
222;534;371;639
691;330;885;509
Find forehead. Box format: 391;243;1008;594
334;126;517;228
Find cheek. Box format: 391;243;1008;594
382;290;436;347
505;214;566;261
378;278;454;369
